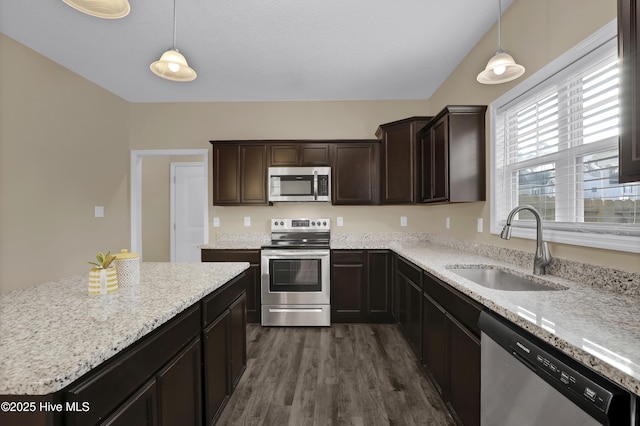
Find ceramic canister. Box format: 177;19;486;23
114;249;140;288
88;267;118;295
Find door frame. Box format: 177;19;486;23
131;149;209;260
170;161;205;262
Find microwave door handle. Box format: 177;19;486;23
313;170;318;200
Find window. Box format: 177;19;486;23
491;21;640;253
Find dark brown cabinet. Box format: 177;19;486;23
268;143;331;166
331;250;392;323
211;142;268;205
618;0;640;182
377;117;432;204
156;338;202;425
201;249;261;323
202;292;247;425
101;381;157;426
421;271;482;426
395;256;423;357
331;141;380;205
418;106;487;203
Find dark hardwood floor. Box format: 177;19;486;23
216;324;456;425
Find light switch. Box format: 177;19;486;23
244;217;251;227
213;217;220;227
94;206;104;218
400;216;408;227
337;216;344;227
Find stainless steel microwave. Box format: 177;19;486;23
268;167;331;202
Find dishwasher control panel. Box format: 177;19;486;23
511;337;612;413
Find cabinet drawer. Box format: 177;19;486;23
397;257;422;287
423;272;482;336
65;304;200;425
201;249;260;264
202;274;246;326
332;250;365;264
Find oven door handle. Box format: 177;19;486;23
262;250;330;258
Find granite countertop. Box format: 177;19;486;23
332;237;640;397
0;262;249;395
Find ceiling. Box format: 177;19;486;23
0;0;513;103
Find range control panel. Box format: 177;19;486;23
271;218;330;232
511;337;613;413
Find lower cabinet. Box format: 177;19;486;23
201;249;261;323
395;256;423;357
421;270;481;426
331;250;392;323
203;293;247;425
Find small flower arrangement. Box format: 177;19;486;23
88;251;116;269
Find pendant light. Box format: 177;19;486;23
477;0;525;85
150;0;197;82
62;0;130;19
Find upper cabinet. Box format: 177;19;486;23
417;106;487;204
211;142;268;205
376;117;432;204
331;141;380;205
268;143;331;166
618;0;640;182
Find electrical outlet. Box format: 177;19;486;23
244;217;251;227
337;216;344;227
477;218;483;233
445;217;450;229
213;217;220;227
400;216;408;227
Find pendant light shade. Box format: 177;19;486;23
62;0;130;19
150;0;197;82
150;49;197;82
477;0;525;85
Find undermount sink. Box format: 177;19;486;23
447;266;567;291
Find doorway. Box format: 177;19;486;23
130;149;209;261
171;162;205;262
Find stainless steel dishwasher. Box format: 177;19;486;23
479;310;634;426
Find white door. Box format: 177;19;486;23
171;162;205;262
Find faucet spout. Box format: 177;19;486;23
500;205;552;275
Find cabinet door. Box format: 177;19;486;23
332;143;380;205
101;381;157;426
422;294;447;396
382;124;415;203
212;144;240;204
300;144;330;165
156;338;202;426
203;311;230;425
269;144;299;166
447;316;480;426
331;251;366;322
367;250;392;322
229;294;247;390
619;0;640;182
240;145;267;204
406;279;422;358
430;116;449;202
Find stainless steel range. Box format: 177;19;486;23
261;218;330;326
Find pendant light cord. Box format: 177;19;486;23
172;0;177;50
497;0;502;52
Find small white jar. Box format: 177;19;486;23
114;249;140;288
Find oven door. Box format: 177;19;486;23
261;249;330;305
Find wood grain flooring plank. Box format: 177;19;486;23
217;324;455;426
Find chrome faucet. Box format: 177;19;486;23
500;205;552;275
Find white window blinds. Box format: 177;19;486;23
492;26;640;253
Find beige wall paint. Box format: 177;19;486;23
0;34;131;293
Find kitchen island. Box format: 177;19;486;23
0;261;250;425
